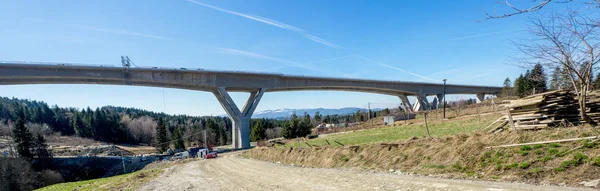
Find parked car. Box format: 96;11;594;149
171;151;190;160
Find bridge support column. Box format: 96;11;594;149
414;94;431;111
213;87;265;149
398;94;413;112
476;93;485;103
433;94;443;109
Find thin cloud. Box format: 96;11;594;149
441;29;524;42
304;34;342;49
185;0;341;48
357;56;436;82
32;19;173;41
185;0;303;33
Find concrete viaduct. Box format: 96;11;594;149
0;62;502;149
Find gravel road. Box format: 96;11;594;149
138;152;593;191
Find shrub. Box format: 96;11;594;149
0;157;36;191
39;170;64;187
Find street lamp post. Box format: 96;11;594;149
443;79;447;119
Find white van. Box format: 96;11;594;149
171;151;190;160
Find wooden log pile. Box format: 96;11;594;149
580;91;600;122
489;90;580;132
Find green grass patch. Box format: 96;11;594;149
36;167;164;191
293;114;501;147
530;167;542;173
505;162;518;170
533;144;545;149
593;156;600;166
520;145;532;151
583;140;597;148
519;162;530;169
548;148;559;155
560;152;588;169
541;156;552;162
549;143;561;148
424;164;446;169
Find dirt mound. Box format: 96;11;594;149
243;127;600;187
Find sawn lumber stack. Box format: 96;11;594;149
488;90;580;133
581;91;600;122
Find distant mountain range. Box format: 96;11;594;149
249;107;383;119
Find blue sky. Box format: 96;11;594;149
0;0;582;116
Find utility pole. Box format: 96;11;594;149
203;128;207;148
368;102;371;122
443;79;447;119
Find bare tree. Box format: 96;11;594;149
121;115;157;144
514;11;600;123
484;0;599;19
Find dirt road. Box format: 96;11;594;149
138;152;592;191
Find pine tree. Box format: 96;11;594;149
155;118;169;153
560;67;573;90
32;134;52;169
354;110;362;122
250;120;265;142
502;77;512;97
549;67;561;90
514;74;526;98
529;64;547;93
314;111;322;124
12;116;33;160
172;127;185;150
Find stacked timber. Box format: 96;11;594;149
581;90;600;122
492;90;580;132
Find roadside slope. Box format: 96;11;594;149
137;152;591;191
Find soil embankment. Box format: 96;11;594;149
244;128;600;188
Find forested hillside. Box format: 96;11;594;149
0;97;236;146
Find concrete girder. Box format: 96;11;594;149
213;87;265;149
398;94;413;113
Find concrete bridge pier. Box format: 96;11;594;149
213;87;265;149
398;94;414;112
432;94;443;109
476;93;485;103
414;94;431;111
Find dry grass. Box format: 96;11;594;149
245;127;600;187
45;134;103;147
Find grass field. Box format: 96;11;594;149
36;165;164;191
290;113;502;148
